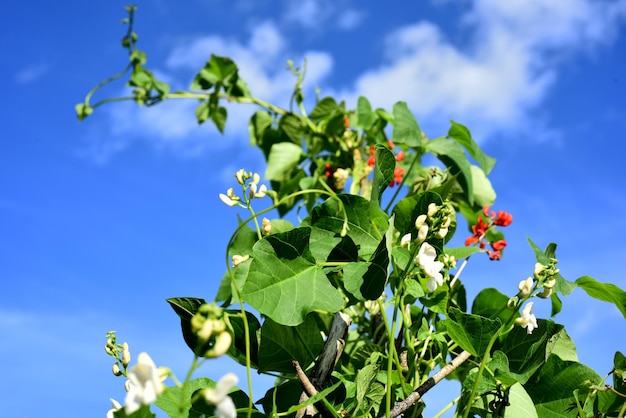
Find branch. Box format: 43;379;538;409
294;312;351;418
382;350;472;418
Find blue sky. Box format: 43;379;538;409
2;1;626;417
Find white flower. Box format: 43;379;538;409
125;352;164;414
219;189;238;207
518;277;534;297
250;183;267;199
106;398;122;418
427;203;438;217
417;224;429;243
414;214;427;229
203;373;238;418
515;302;539;334
415;243;444;292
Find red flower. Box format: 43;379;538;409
343;115;350;129
389;167;404;187
395;151;405;162
367;146;376;167
487;250;502;261
465;235;479;246
494;211;513;226
490;239;507;251
324;163;332;178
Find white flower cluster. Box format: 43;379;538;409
219;169;268;207
414;242;445;292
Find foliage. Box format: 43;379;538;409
85;6;626;418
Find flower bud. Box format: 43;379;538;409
538;287;552;298
417;224;429;243
219;192;238;206
441;216;451;229
235;169;246;185
427;203;438;217
254;184;268;199
262;217;271;235
437;228;448;239
414;214;427;229
252;172;260;185
197;318;215;342
544;277;556;289
121;342;131;368
232;254;250;267
206;332;232;358
518;276;534;298
533;262;545;279
400;233;412;248
507;296;518;309
249;183;258;199
112;363;123;376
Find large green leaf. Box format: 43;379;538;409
472;288;513;324
425;137;474;205
525;355;601;418
227;310;261;368
310;194;388;259
448;120;496;175
499;320;563;384
391;101;422;147
445;307;501;357
470;165;496;208
370;144;395;207
258;315;324;373
240;227;344;326
575;275;626;319
309;96;339;119
265;142;303;182
343;234;389;301
503;383;538;418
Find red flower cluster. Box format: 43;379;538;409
465;207;513;261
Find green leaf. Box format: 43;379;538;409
265;142;303;182
370;144;395;206
309;96;339;119
525;355;601;418
504;383;539;418
547;328;578;362
211;106;227;133
240;227;344;326
344;234;389;301
279;113;303;143
227;310;261;368
310;194;388;259
500;320;563;384
448;121;496;174
425;137;474;205
191;54;238;90
154;378;212;418
166;297;208;356
444;307;501;357
472;288;512;323
575;275;626;319
113;405;155;418
470;165;496;208
357;96;376;129
391;101;422;147
445;246;481;260
258;315;324;373
195;101;210;125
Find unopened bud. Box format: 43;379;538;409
417;224;428;243
249;183;258;199
400;233;412;248
437;228;448;239
414;214;427;229
507;296;518;309
262;217;271;235
441;216;451;229
206;332;232;358
197;319;214;342
235;169;246;185
112;363;123;376
232;254;250;267
121;342;130;368
252;172;260;185
254;184;267;199
544;277;556;289
533;263;545;279
518;277;534;298
427;203;438;217
538;287;552;299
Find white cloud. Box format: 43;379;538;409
15;62;49;84
331;0;626;141
94;0;626;160
336;9;365;31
